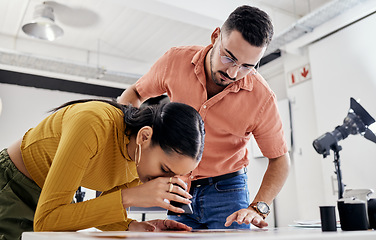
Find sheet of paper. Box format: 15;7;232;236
79;229;257;239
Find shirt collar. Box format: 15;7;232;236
191;44;212;66
191;44;254;92
236;74;255;92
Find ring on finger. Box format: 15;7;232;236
163;218;168;227
168;183;173;193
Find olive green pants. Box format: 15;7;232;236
0;149;41;240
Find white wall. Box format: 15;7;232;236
284;50;327;222
261;10;376;227
309;12;376;204
0;83;101;149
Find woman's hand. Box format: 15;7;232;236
128;219;192;232
121;177;192;214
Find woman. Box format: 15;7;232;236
0;99;205;239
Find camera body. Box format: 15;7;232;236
337;189;376;230
167;184;193;215
337;198;376;230
368;198;376;229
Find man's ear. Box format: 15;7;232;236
136;126;153;145
211;27;221;45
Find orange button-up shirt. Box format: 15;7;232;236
136;44;288;181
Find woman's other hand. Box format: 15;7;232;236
128;219;192;232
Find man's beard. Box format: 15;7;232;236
209;49;234;87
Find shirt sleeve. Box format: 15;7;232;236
135;48;173;99
252;93;288;159
33;109;129;231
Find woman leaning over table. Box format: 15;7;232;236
0;99;205;240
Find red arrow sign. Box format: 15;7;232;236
301;67;309;78
291;73;295;84
287;64;311;87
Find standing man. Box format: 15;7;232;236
118;5;290;229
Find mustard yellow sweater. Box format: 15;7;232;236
21;101;140;231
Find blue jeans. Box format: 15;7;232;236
168;173;250;229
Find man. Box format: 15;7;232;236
118;5;290;229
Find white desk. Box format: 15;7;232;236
22;227;376;240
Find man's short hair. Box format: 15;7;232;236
222;5;274;47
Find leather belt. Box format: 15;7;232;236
190;168;247;188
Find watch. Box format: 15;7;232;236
250;201;270;219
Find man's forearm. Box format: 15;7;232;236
251;153;290;206
117;84;143;107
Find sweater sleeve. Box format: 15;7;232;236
33;109;129;231
95;179;142;231
96;187;133;231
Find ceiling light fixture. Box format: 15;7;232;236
22;3;64;41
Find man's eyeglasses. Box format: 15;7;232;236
218;34;258;75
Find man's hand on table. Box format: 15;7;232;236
225;207;269;228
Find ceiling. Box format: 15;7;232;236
0;0;369;88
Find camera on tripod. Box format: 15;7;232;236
313;97;376;230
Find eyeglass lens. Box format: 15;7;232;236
219;36;257;75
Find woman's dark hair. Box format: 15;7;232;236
222;5;274;47
51;99;205;162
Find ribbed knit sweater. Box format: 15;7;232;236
21;101;140;231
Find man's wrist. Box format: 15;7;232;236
249;201;270;219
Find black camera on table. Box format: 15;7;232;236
337;189;376;231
